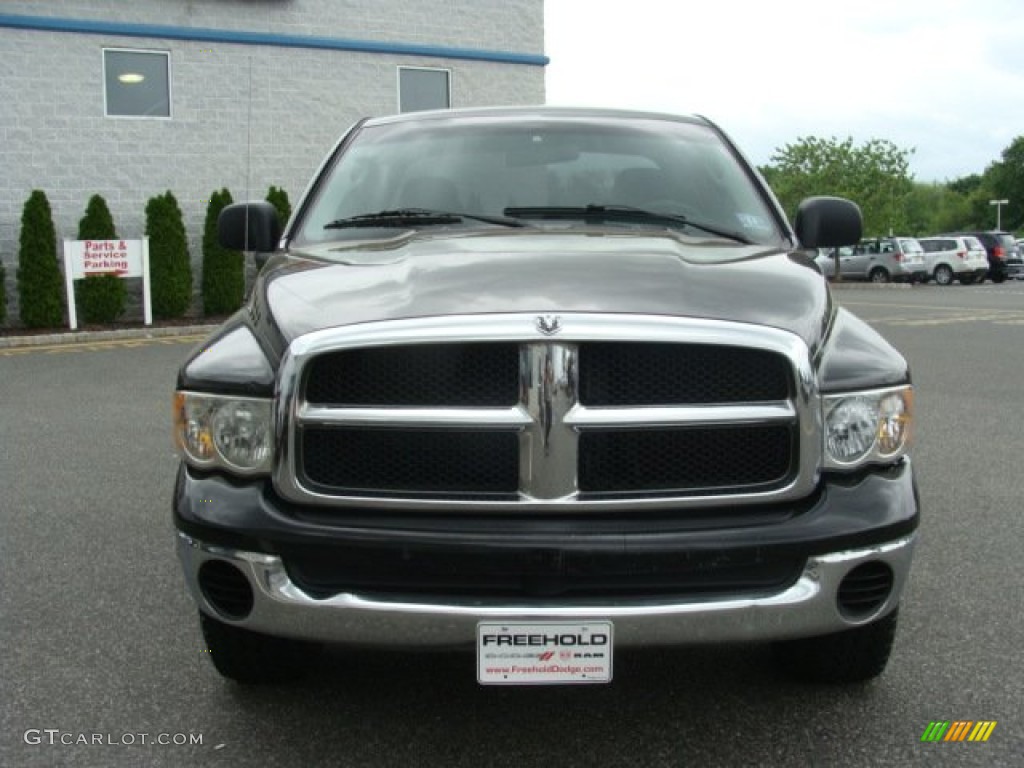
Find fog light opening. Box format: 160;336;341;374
198;559;254;620
837;561;894;620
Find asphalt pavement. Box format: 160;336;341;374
2;282;1023;767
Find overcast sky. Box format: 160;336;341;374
544;0;1024;182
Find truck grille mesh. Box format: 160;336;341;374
302;429;519;495
579;343;790;405
579;426;794;494
306;344;519;406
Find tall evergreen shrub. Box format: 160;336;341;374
201;188;243;315
146;190;192;318
17;189;64;328
266;185;292;228
0;260;7;325
76;194;126;324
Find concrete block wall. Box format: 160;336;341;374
0;0;546;326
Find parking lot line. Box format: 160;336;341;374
0;334;207;357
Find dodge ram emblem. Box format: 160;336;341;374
535;315;562;336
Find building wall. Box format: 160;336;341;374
0;0;546;325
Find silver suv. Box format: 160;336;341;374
816;237;927;283
917;235;988;285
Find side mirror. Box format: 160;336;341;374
218;202;281;253
794;196;862;248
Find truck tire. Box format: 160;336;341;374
772;609;898;684
200;612;321;684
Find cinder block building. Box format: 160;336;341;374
0;0;547;325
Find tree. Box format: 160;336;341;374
761;136;915;236
984;135;1024;232
146;190;192;318
266;185;292;230
201;188;244;315
903;182;972;236
75;194;126;324
17;189;64;328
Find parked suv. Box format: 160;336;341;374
815;236;927;283
173;107;917;688
1010;238;1024;280
917;235;988;285
952;231;1020;283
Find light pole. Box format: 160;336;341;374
989;199;1009;230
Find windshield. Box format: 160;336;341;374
293;114;785;251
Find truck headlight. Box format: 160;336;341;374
823;386;912;469
173;392;274;476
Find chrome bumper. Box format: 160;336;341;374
177;532;917;646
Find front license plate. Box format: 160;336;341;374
476;621;613;685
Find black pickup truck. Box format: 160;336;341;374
173;107;918;686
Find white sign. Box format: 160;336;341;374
62;238;152;330
477;621;613;685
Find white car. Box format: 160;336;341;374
917;236;989;285
815;237;927;283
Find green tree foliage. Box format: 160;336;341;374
202;188;244;315
982;136;1024;232
761;136;915;236
17;189;64;328
75;194;126;324
265;185;291;230
146;190;192;318
903;183;972;236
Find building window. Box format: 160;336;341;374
398;67;451;113
103;49;171;118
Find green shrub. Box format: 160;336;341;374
0;260;7;325
201;188;244;315
17;189;64;328
75;194;126;324
266;185;292;229
146;190;192;318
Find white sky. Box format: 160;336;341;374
544;0;1024;182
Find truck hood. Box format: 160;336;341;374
255;230;831;351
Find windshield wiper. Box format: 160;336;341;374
502;205;752;244
324;208;527;230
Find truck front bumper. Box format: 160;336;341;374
177;530;915;646
174;460;919;647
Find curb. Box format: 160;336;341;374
0;324;219;350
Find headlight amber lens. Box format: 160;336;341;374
173;392;273;475
876;390;912;456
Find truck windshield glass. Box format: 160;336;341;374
294;115;784;251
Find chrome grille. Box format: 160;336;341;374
277;314;819;511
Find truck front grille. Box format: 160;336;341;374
279;314;817;510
